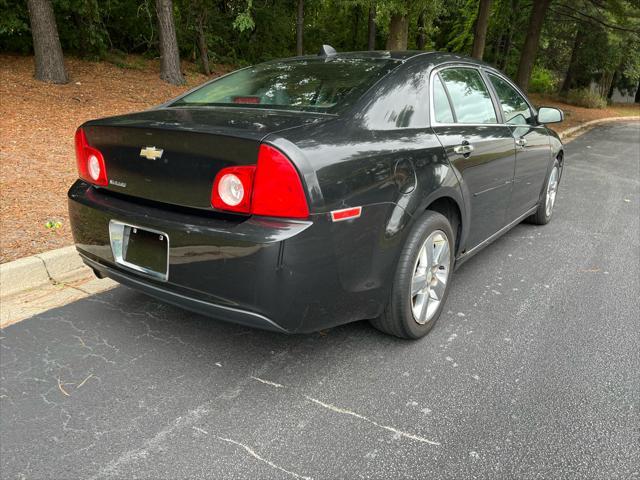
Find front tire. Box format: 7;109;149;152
371;211;455;339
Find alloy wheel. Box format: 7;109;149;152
545;166;559;217
411;230;450;325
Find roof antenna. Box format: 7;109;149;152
318;45;337;57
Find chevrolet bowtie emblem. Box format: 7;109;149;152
140;146;163;160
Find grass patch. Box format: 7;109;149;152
103;51;147;70
565;88;608;109
609;103;640;117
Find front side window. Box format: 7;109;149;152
439;68;497;124
171;58;398;114
489;74;533;125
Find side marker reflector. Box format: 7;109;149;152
330;206;362;222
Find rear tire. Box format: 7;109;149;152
527;158;561;225
371;211;455;339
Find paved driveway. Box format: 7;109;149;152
1;123;639;479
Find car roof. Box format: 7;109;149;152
274;50;493;68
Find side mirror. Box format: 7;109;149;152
537;106;564;124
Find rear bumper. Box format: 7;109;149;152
81;255;288;333
68;181;399;333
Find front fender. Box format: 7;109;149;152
548;127;563;160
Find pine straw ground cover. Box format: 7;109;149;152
529;94;639;133
0;54;231;263
0;54;638;263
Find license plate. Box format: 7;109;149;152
109;221;169;281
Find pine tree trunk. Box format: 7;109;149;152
496;32;510;69
26;0;67;84
156;0;184;85
515;0;551;92
496;0;518;70
416;10;426;50
607;69;618;101
352;6;360;50
471;0;492;59
560;26;584;94
296;0;304;56
386;13;408;51
367;2;376;50
599;71;612;99
197;13;210;75
471;0;491;60
495;31;511;70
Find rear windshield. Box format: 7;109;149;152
170;57;398;113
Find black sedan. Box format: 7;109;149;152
68;48;564;339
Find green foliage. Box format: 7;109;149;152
442;0;476;53
54;0;109;58
305;1;371;53
233;0;255;33
528;66;559;94
45;220;63;230
1;0;638;100
566;88;608;109
101;0;158;56
0;0;31;52
103;50;146;69
408;0;444;50
232;1;297;63
618;54;640;96
541;0;640;94
482;0;530;76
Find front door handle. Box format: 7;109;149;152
516;137;527;148
453;144;474;155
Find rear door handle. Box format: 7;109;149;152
453;144;474;155
516;137;527;148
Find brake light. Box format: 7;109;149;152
75;128;108;186
211;144;309;219
232;96;261;104
252;145;309;218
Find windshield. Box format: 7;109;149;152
171;57;398;113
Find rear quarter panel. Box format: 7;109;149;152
266;69;465;309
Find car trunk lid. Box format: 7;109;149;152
82;107;329;211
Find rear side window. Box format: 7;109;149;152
488;74;534;125
439;68;497;124
433;74;454;123
171;58;398;114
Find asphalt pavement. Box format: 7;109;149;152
1;122;639;479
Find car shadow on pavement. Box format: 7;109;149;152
4;221;539;374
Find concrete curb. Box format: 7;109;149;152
0;246;89;297
558;116;640;141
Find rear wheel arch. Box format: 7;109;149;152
371;209;455;339
423;196;463;256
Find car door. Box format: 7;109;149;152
486;72;551;220
431;66;517;250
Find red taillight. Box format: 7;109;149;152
211;144;309;219
75;128;108;186
252;144;309;218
